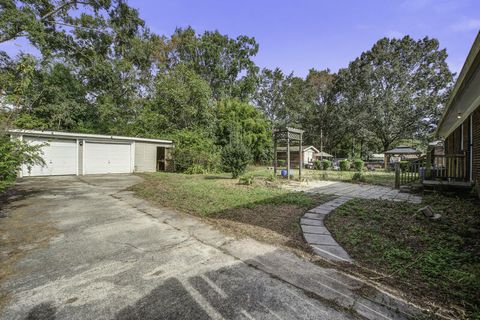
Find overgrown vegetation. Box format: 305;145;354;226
325;195;480;318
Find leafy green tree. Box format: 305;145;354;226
335;36;454;151
253;68;286;125
159;27;259;100
301;69;342;150
171;129;221;173
2;60;89;131
216;99;272;163
0;0;114;53
1;0;156;135
144;65;214;132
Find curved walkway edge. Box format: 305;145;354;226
301;196;353;262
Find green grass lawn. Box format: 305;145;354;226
132;171;333;251
325;194;480;318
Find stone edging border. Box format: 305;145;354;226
300;196;353;262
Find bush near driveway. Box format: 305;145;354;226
325;195;480;318
0;136;44;191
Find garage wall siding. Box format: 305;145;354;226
11;132;173;176
134;142;171;172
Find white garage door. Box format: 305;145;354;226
22;137;77;176
84;142;132;174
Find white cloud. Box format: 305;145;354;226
450;19;480;32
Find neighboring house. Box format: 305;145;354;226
276;145;332;167
316;151;334;160
8;129;173;177
276;146;318;167
428;141;446;169
384;145;422;169
365;153;385;169
436;31;480;188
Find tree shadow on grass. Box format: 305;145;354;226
202;175;232;180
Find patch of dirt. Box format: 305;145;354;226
0;189;59;312
206;194;333;254
211;204;310;251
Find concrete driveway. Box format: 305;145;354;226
0;175;424;320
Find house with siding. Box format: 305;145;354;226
435;32;480;193
276;146;332;168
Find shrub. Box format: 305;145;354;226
353;159;364;172
239;174;254;185
339;159;350;171
184;164;206;174
171;130;221;173
221;135;252;178
277;159;286;167
352;172;366;182
0;136;45;191
321;160;332;170
266;173;276;182
313;160;322;170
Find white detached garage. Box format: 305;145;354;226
9;130;173;177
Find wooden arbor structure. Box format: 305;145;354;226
273;127;304;179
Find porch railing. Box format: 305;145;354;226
426;153;466;180
396;157;425;188
395;153;467;188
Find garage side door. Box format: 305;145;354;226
84;142;132;174
22;137;77;176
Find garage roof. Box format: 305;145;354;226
8;129;173;144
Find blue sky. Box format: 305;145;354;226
2;0;479;77
134;0;480;76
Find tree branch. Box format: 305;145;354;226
0;1;94;44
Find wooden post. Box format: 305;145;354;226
394;162;400;189
299;133;302;180
273;135;277;177
320;129;323;161
287;135;290;180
